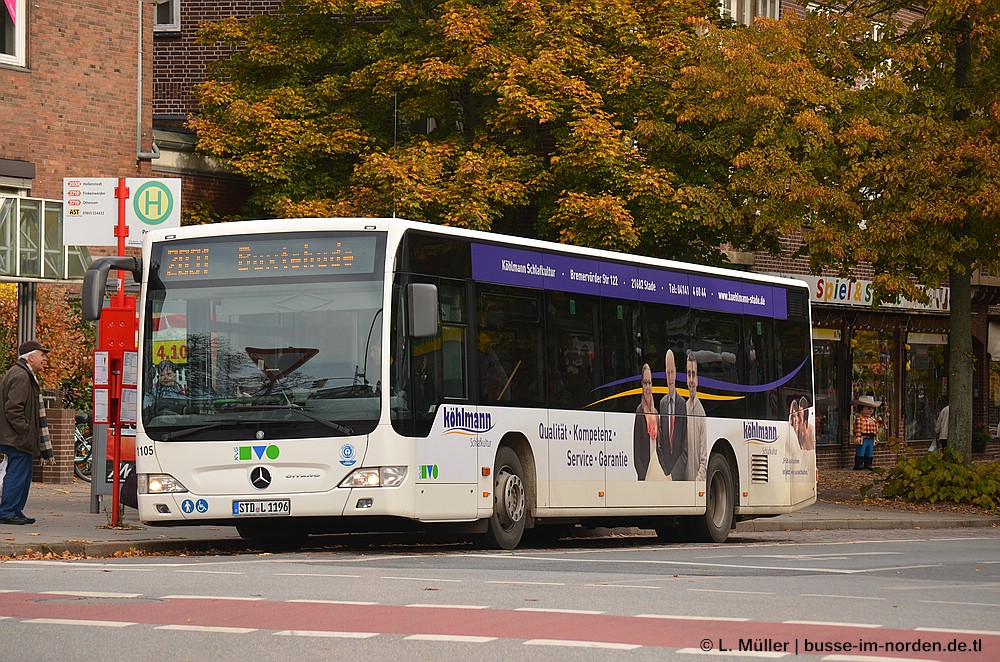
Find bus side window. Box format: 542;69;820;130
478;287;543;405
546;291;600;409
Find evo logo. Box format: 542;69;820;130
419;464;439;480
235;444;280;461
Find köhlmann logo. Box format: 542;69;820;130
744;422;778;443
442;406;494;435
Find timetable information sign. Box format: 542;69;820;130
63;177;181;247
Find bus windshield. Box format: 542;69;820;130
142;236;385;441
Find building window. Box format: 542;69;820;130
721;0;780;26
812;330;842;445
1;0;27;67
154;0;180;33
904;334;948;442
851;330;894;441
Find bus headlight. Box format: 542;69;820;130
339;466;407;488
142;474;188;494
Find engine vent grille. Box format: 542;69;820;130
751;454;769;483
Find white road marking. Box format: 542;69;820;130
516;607;604;615
783;620;882;628
636;614;751;622
405;634;497;643
525;639;640;650
585;583;659;589
749;552;902;560
687;589;774;595
800;594;886;601
381;576;462;583
286;599;377;605
274;630;378;638
485;554;929;575
275;573;360;578
916;626;1000;636
25;618;135;627
676;649;786;658
406;604;489;609
39;590;143;598
823;656;930;662
156;625;256;633
176;570;244;575
160;595;265;601
919;600;1000;607
486;580;565;586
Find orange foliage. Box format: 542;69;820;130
0;284;95;408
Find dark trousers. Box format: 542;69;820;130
0;445;33;519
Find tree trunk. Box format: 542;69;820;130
948;259;973;462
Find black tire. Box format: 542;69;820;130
690;453;735;543
74;434;93;482
483;446;528;550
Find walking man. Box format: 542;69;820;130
0;340;55;525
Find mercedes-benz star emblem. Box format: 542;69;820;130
250;467;271;490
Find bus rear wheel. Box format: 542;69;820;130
483;446;527;550
690;453;735;543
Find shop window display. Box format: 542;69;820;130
851;331;893;441
904;341;947;441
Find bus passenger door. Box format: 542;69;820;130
412;282;480;520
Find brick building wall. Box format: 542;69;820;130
33;408;74;485
153;1;281;125
0;2;155;200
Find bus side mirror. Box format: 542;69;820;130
82;257;142;320
407;283;439;338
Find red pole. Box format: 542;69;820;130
114;178;129;306
110;359;122;527
110;178;130;526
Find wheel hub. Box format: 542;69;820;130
496;471;525;528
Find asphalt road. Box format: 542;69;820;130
1;528;998;661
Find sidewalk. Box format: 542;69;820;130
1;480;997;559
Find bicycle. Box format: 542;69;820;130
74;412;93;482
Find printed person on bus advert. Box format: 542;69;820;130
685;350;708;482
658;349;687;480
633;364;667;480
0;340;54;525
790;396;816;451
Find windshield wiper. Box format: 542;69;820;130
162;422;225;441
232;404;355;436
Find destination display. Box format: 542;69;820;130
472;243;789;319
158;234;379;281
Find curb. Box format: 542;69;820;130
736;517;998;533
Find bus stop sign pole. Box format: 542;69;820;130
106;178;131;527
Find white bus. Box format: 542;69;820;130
82;217;816;549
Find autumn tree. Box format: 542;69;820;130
665;1;1000;460
0;284;96;410
192;0;771;263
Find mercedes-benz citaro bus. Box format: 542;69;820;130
82;218;816;549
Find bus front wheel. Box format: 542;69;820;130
484;446;527;550
691;453;735;543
